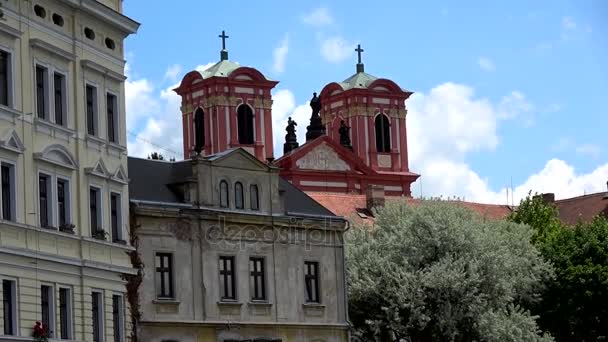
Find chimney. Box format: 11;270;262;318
541;193;555;204
366;185;385;211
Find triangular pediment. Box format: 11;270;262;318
112;165;129;184
277;136;376;175
86;159;111;178
33;144;77;169
209;148;270;172
0;129;24;154
296;142;352;171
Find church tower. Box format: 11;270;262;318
174;31;278;161
319;45;414;174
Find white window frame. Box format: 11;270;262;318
52;69;69;127
91;290;105;342
112;293;125;342
2;277;19;336
109;190;123;242
0;44;15;108
57;286;73;340
37;170;54;228
85;81;99;137
105;89;119;144
34;61;50;120
0;159;17;222
40;283;56;338
56;175;72;228
89;184;103;236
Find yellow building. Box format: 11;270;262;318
0;0;138;341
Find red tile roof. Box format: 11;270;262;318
553;191;608;226
307;193;513;226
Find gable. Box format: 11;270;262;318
112;165;129;184
0;129;25;154
295;143;351;171
211;148;269;172
85;159;111;178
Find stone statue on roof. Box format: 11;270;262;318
283;117;299;154
306;92;326;142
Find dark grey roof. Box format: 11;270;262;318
128;157;191;203
128;154;336;218
279;178;335;217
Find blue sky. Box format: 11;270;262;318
122;0;608;203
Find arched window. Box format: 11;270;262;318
219;180;229;208
375;114;391;152
250;184;259;210
234;182;244;209
193;108;205;154
237;105;254;144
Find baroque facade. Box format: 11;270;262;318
0;0;138;341
128;149;349;342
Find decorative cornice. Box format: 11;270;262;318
81;59;127;82
30;38;76;61
0;21;22;39
57;0;140;35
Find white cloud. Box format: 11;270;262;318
408;82;607;204
477;57;495;71
320;36;355;63
126;62;215;160
575;144;601;159
272;34;289;73
271;89;310;156
497;90;534;126
164;64;182;82
301;7;333;27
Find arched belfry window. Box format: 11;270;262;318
375;114;391;153
250;184;259;210
219;180;229;208
193;108;205;153
237;105;254;144
235;182;244;209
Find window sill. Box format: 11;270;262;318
302;302;325;317
85;134;106;151
217;300;242;306
0;105;21;123
153;298;180;305
106;141;127;157
34;117;75;141
82;236;135;251
248;300;272;306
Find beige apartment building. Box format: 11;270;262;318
0;0;138;341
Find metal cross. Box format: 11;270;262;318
219;30;229;50
355;44;364;64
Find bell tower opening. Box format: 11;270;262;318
237;105;254;145
375;114;391;153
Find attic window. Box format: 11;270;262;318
84;27;95;40
52;13;64;27
105;38;116;50
34;5;46;18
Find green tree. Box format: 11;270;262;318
347;201;553;342
510;195;608;341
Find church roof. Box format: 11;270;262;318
339;71;379;90
195;59;274;81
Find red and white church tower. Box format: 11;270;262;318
275;45;419;196
174;31;278;161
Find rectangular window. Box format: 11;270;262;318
36;65;48;119
92;291;103;342
3;279;17;335
1;163;15;221
112;295;124;342
0;51;10;106
57;179;69;228
54;72;66;126
39;174;52;228
249;257;266;301
89;187;100;235
110;192;122;242
305;261;320;303
107;93;118;143
59;288;72;340
155;253;174;298
219;256;236;300
86;84;97;136
41;285;54;338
